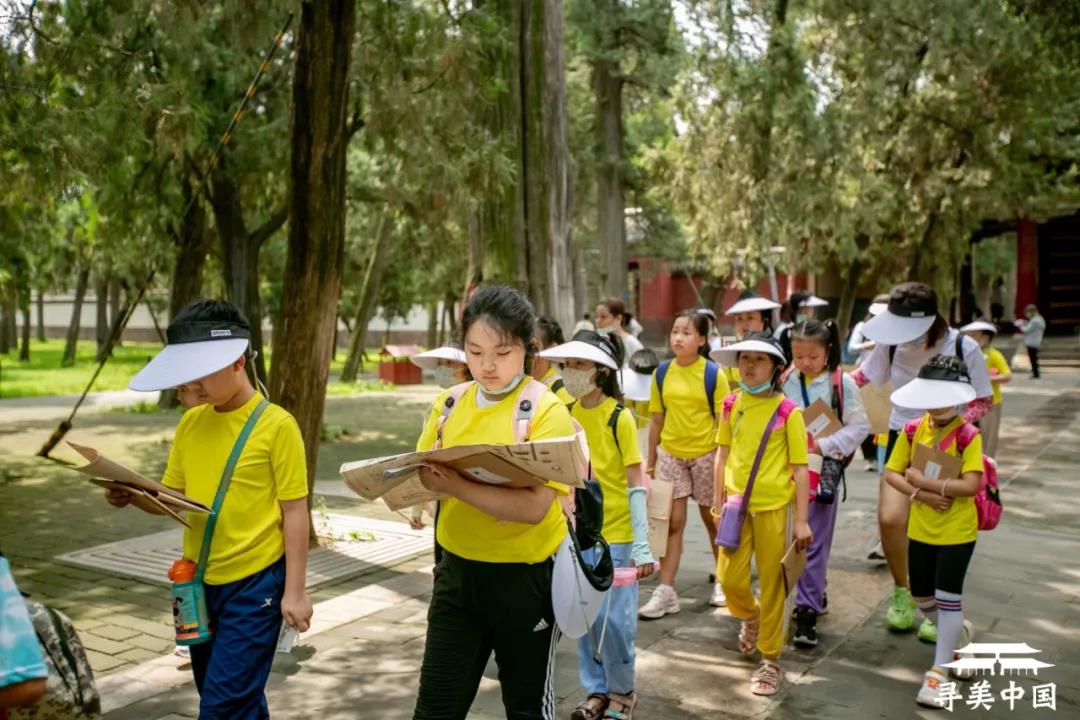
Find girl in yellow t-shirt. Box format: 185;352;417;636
639;310;731;619
538;330;656;720
719;292;781;388
960;321;1010;457
711;332;812;696
884;354;983;709
412;286;576;719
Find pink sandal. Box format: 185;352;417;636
751;660;782;696
738;615;760;655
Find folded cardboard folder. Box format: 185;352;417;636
339;436;588;513
781;541;807;596
911;443;963;482
67;442;211;528
859;382;892;436
803;398;843;439
647;478;674;559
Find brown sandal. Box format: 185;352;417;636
738;615;760;655
604;691;637;719
751;660;782;696
571;694;608;720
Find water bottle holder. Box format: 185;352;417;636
172;579;213;646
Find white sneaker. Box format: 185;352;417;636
916;668;949;707
710;582;727;607
639;584;680;619
949;620;976;680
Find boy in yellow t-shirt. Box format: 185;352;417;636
539;330;656;719
106;299;311;719
961;321;1010;457
885;355;983;709
710;332;811;697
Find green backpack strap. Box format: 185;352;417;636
195;397;270;582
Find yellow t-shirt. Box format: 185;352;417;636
417;379;574;563
723;365;741;390
983;347;1010;405
716;393;808;513
163;393;308;585
539;367;575;405
649;356;731;460
885;415;983;545
417;388;452;451
571;397;641;544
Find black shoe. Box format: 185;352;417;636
793;607;818;648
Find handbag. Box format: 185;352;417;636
715;400;790;550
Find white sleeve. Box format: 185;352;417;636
857;341;890;386
817;374;871;459
961;335;994;399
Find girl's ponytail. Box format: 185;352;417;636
595;332;625;402
823;319;842;371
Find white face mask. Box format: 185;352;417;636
481;369;525;398
561;367;597;399
433;365;457;389
596;325;615;336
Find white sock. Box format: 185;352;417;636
934;590;963;668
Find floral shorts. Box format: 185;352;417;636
657;447;717;506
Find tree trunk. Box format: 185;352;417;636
573;242;589;323
426;300;438;348
593;0;626;301
341;213;394;382
95;277;109;356
108;276;122;349
18;284;31;362
269;0;356;541
0;296;9;355
160;176;210;409
36;291;45;342
62;266;90;367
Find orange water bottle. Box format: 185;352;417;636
169;559;212;645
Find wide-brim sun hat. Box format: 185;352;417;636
725;296;781;316
538;330;621;371
129;321;250;392
868;302;888;317
618;367;652;402
410;346;467;370
960;320;997;338
551;535;608;639
862;286;938;345
799;294;829;308
890;355;976;410
709;334;787;367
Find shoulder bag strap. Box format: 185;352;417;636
195;397;270;582
737;398;788;516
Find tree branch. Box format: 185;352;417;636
249;206;289;249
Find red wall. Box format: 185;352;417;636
1015;218;1039;316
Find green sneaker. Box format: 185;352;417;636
917;618;938;643
886;586;915;632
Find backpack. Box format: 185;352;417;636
655;358;720;419
9;600;101;720
436;380;608;556
903;418;1002;531
541;372;566;397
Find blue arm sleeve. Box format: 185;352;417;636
628;487;656;566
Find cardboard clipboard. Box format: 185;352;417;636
803;399;843;439
911;443;962;482
781;542;807;596
859;382;892;436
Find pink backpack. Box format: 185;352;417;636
903;419;1002;531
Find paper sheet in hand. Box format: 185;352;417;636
912;443;962;482
67;442;211;527
781;542;807;596
859;382;893;436
647;478;674;559
803;399;843;439
339;436;587;508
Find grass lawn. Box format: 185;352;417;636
0;339;405;399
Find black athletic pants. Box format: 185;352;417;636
414;551;558;720
1026;345;1040;378
908;539;976;597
